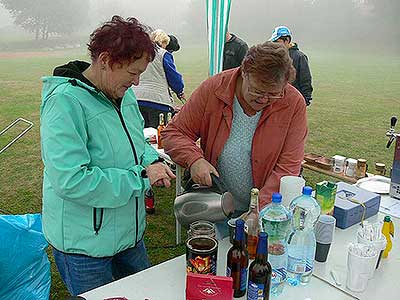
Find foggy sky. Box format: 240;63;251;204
0;6;11;27
0;0;399;50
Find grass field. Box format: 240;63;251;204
0;45;399;299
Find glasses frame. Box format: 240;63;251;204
245;74;285;102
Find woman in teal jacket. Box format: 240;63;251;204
40;16;175;296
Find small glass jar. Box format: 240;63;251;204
375;163;386;176
187;220;216;239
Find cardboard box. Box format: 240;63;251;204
186;273;233;300
333;182;381;229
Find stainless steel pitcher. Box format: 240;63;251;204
174;174;234;226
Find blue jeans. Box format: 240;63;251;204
53;240;151;296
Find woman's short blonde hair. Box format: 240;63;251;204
150;29;170;48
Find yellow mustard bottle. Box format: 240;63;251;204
382;215;395;258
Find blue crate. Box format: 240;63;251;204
333;182;381;229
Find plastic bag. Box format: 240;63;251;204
0;214;51;300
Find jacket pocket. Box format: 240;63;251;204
93;208;104;235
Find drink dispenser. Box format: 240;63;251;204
386;116;400;199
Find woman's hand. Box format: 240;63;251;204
190;158;220;187
146;163;176;188
173;104;182;113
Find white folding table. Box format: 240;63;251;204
81;195;399;300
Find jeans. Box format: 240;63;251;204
53;240;151;296
138;103;174;128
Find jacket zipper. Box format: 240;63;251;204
112;103;140;244
67;80;141;240
93;207;104;235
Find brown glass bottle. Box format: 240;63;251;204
226;219;249;298
247;232;272;300
241;188;261;259
166;112;172;124
157;113;165;149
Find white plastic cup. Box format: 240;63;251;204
346;244;378;292
357;231;387;278
279;176;305;208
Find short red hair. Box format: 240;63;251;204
88;15;156;67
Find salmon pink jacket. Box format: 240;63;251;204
162;68;307;208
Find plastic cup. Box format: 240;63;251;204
279;176;305;207
227;218;237;244
357;230;387;276
346;244;378;292
314;215;336;262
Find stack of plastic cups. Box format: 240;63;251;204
357;227;387;277
279;176;305;208
346;243;378;292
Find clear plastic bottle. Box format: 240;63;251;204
259;193;292;296
286;186;321;286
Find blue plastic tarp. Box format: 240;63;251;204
0;213;51;300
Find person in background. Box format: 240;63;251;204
165;34;184;108
162;42;307;237
223;30;249;71
40;16;175;296
166;34;180;53
133;29;186;128
270;25;313;106
133;30;185;214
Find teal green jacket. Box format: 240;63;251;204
40;75;159;257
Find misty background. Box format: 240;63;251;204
0;0;399;53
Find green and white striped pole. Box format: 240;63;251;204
206;0;232;76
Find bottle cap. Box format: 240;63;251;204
257;232;268;254
272;192;282;203
251;188;260;198
302;186;313;196
235;219;245;241
236;218;245;228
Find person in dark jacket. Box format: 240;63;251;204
166;34;180;53
223;31;249;71
270;26;313;106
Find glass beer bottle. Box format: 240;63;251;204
166;112;172;124
247;232;272;300
227;219;249;298
157;113;165;149
241;188;261;259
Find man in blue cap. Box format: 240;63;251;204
270;26;313;106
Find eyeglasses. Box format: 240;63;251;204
245;75;285;102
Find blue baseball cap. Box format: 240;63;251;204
269;26;292;42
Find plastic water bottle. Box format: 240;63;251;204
259;193;292;296
286;186;321;286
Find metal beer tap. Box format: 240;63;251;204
386;116;400;199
